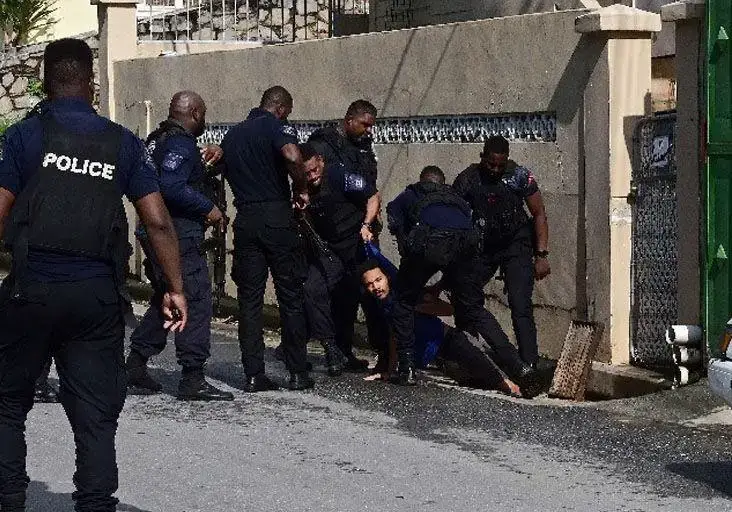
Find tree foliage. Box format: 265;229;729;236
0;0;57;47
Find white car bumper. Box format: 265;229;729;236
709;358;732;406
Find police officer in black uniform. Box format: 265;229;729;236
298;142;381;376
387;166;541;396
453;135;551;367
308;100;382;370
0;38;187;512
15;100;62;404
126;90;233;401
221;86;313;391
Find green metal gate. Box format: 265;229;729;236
706;0;732;354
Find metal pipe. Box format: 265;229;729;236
223;0;227;40
186;0;191;40
291;0;295;41
144;100;153;137
245;0;249;41
281;1;285;42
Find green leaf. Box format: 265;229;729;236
1;0;57;46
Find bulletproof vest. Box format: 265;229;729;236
5;115;130;299
406;181;472;227
308;166;364;246
147;120;206;239
310;127;378;186
464;163;530;244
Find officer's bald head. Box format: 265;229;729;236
169;91;207;137
43;38;94;101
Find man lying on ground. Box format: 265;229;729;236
358;257;525;397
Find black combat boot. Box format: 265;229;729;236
177;368;234;401
396;353;417;386
323;342;345;377
508;363;543;399
274;344;313;371
126;350;162;393
288;372;315;390
243;374;280;393
0;491;26;511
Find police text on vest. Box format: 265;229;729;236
42;152;115;181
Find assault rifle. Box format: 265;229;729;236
200;162;228;315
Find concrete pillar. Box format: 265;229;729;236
91;0;138;120
576;5;662;364
661;0;705;325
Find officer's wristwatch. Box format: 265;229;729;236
535;250;549;259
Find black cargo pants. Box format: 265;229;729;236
474;229;538;365
232;203;309;376
129;235;212;369
0;275;126;512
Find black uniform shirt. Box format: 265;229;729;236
220;108;298;208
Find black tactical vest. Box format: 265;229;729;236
309;127;378;186
5;115;130;300
146;120;207;239
308;166;364;255
461;164;530;245
406;181;472;226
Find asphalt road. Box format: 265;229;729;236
22;322;732;511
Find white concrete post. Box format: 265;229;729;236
91;0;139;120
576;5;662;365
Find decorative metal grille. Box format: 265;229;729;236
200;112;557;145
630;113;678;368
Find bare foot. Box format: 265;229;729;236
364;372;391;382
498;378;522;397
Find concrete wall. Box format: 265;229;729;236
28;0;98;43
0;33;99;119
112;8;658;364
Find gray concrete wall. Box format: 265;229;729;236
114;9;615;361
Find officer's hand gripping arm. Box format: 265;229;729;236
281;143;308;208
200;144;223;166
134;192;188;331
361;193;380;243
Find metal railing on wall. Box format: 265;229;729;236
137;0;369;43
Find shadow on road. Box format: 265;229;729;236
27;481;152;512
667;461;732;496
